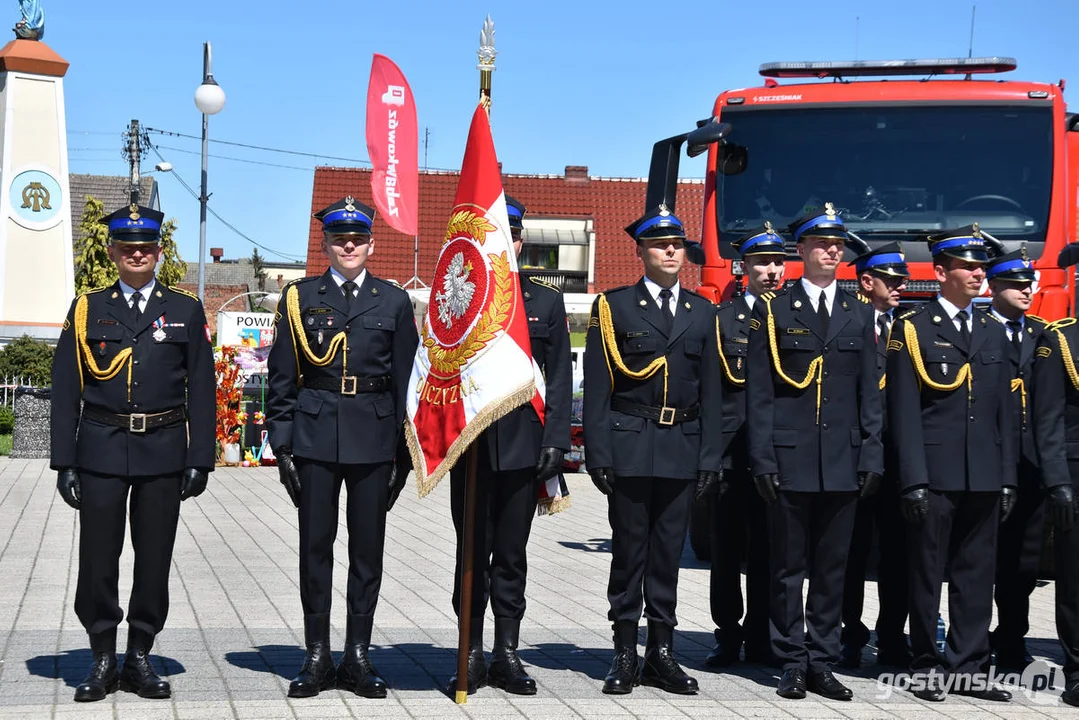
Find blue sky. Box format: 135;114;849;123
55;0;1075;266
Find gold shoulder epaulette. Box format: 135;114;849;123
760;291;776;302
984;311;1004;325
528;276;560;293
1048;317;1078;331
1028;314;1047;325
899;308;918;320
77;285;111;298
168;286;200;301
857;292;871;304
384;278;403;290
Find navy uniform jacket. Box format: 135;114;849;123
980;307;1047;468
266;270;419;465
746;282;883;492
477;277;572;471
1032;319;1079;489
716;296;751;468
583;280;722;480
50;280;216;477
886;299;1016;493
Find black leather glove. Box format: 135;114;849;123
180;468;209;500
56;468;81;510
589;467;614;496
387;463;408;511
752;473;779;504
1048;485;1076;532
535;447;565;485
1000;486;1017;523
900;487;929;525
276;450;301;508
694;470;724;503
858;471;882;499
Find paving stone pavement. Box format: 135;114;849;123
0;457;1074;719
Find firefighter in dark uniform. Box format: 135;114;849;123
839;241;912;669
584;207;722;696
448;196;572;696
981;248;1049;671
1031;245;1079;706
746;204;883;701
886;224;1015;702
50;203;215;702
705;223;786;668
266;196;419;699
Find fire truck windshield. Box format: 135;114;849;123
715;103;1053;262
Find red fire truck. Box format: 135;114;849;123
647;57;1078;561
650;56;1077;317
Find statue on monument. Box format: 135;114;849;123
14;0;43;40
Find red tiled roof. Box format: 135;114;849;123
307;167;704;293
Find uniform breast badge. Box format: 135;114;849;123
152;315;167;343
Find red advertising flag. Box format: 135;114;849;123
405;104;546;494
365;54;418;236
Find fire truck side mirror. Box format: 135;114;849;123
718;143;748;176
686;120;732;157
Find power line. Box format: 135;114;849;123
145;126;372;166
156;144;314;172
145;140;307;262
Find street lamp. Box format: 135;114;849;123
194;41;226;302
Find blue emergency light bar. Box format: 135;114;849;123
759;57;1017;79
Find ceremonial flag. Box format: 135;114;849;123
365;53;418;236
405;104;543;494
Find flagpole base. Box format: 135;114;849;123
455;690;468;704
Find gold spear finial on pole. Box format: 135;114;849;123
477;15;496;115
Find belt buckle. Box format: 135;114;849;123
658;406;676;426
129;413;147;433
341;376;358;396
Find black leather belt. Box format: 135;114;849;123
83;405;186;434
611;398;700;426
303;375;391;396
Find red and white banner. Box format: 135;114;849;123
365;54;418;236
406;104;543;494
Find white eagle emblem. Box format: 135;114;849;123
435;252;476;329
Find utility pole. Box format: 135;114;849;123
121;119;148;205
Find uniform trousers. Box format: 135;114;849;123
296;458;390;618
607;476;694;627
994;460;1046;650
708;467;770;651
841;473;909;649
768;491;859;673
907;490;998;676
75;472;181;639
450;452;537;621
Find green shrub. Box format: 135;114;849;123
0;406;13;435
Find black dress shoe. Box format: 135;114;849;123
603;621;640;695
912;686;947;702
639;622;697;695
119;647;171;699
337;646;387;699
777;669;807;699
487;618;536;695
337;614;387;698
288;642;336;698
1062;682;1079;707
838;643;862;669
447;646;488;696
808;669;852;701
74;652;118;702
951;686;1011;702
704;630;741;668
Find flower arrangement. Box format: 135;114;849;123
214;346;245;461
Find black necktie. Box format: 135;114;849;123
130;291;143;324
877;313;891;342
658;288;674;333
817;292;830;337
956;309;971;346
1007;320;1023;359
342;281;357;312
